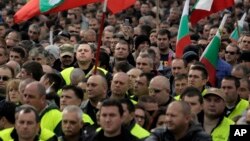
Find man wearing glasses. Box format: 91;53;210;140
148;75;173;108
0;65;14;100
239;33;250;51
224;43;240;66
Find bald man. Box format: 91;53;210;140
146;101;211;141
127;68;142;94
82;74;108;123
149;75;173;107
110;72;130;100
23;81;62;135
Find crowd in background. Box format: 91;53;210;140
0;0;249;140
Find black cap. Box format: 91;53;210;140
183;51;199;63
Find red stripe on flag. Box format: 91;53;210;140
107;0;136;14
14;0;99;24
176;35;191;58
190;0;234;26
190;10;211;26
200;57;216;86
14;0;40;23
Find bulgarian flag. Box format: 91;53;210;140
200;14;228;86
190;0;234;25
14;0;136;24
230;13;247;43
14;0;99;23
175;0;191;58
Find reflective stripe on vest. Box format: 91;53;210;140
40;109;62;133
0;127;55;141
130;123;150;139
211;117;235;141
85;67;108;78
228;99;249;120
82;113;94;125
174;95;181;100
60;67;74;85
0;128;13;141
39;128;56;141
202;88;207;96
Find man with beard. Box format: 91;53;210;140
53;44;75;72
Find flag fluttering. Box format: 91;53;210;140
200;14;229;86
230;13;247;43
107;0;136;14
175;0;191;58
14;0;136;24
190;0;234;25
14;0;98;24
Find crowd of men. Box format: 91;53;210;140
0;0;249;140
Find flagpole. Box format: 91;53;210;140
49;26;53;45
93;0;108;74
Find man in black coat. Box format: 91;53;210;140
146;101;211;141
90;99;140;141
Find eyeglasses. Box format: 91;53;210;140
0;76;10;81
148;88;163;93
225;51;236;55
242;40;250;44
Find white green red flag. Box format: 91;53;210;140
230;13;247;43
14;0;136;24
14;0;98;23
200;14;229;86
176;0;191;58
190;0;234;25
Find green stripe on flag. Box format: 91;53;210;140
177;15;189;40
40;0;64;13
203;35;221;67
230;27;243;41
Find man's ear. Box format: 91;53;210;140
36;123;40;135
130;112;135;119
202;76;209;86
185;114;192;123
0;117;6;126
